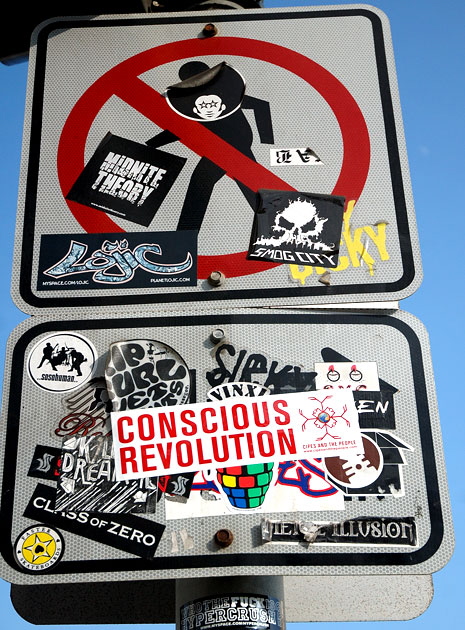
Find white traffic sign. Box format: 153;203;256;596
0;309;453;584
13;5;422;312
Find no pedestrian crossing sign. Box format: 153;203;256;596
12;4;422;312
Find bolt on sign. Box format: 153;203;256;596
12;4;422;312
0;309;453;584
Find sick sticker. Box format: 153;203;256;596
15;525;64;572
28;333;96;392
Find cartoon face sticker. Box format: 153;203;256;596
314;362;380;391
193;95;226;120
165;61;246;122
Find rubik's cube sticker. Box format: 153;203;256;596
216;463;275;509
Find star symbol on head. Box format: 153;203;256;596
198;99;219;109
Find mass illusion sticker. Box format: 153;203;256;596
248;190;345;267
15;525;64;572
28;333;96;392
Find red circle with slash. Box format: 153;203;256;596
58;37;370;279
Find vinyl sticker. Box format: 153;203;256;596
105;339;191;412
15;524;64;572
111;390;363;481
66;133;186;227
38;231;197;290
314;361;380;390
180;594;283;630
24;483;165;559
261;517;417;546
27;445;62;480
54;377;112;440
56;435;159;513
323;431;413;497
248;190;344;267
206;343;316;395
164;61;246;122
28;333;96;392
270;147;323;166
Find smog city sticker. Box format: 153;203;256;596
28;332;96;392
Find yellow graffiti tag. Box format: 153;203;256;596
289;200;390;285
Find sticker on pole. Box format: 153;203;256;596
111;391;362;481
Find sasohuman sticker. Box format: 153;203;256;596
111;391;362;481
27;332;96;392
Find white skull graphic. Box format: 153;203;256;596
271;198;328;247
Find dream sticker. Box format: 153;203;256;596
15;525;64;572
56;435;159;513
314;361;380;390
248;190;344;267
28;332;96;392
66;133;186;227
105;339;191;412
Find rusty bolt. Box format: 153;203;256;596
215;529;234;548
207;270;225;287
202;23;218;38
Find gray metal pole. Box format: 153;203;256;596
176;575;286;630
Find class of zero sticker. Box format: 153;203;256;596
57;36;370;279
15;525;64;572
27;332;96;392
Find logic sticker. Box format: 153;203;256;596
28;333;96;392
38;231;197;290
15;525;64;572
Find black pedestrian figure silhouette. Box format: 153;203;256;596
37;342;55;369
147;61;274;232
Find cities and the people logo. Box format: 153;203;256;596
28;332;96;392
15;525;64;572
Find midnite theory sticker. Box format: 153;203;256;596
28;333;96;392
15;525;64;572
66;133;186;227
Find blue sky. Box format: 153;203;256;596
0;0;463;628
